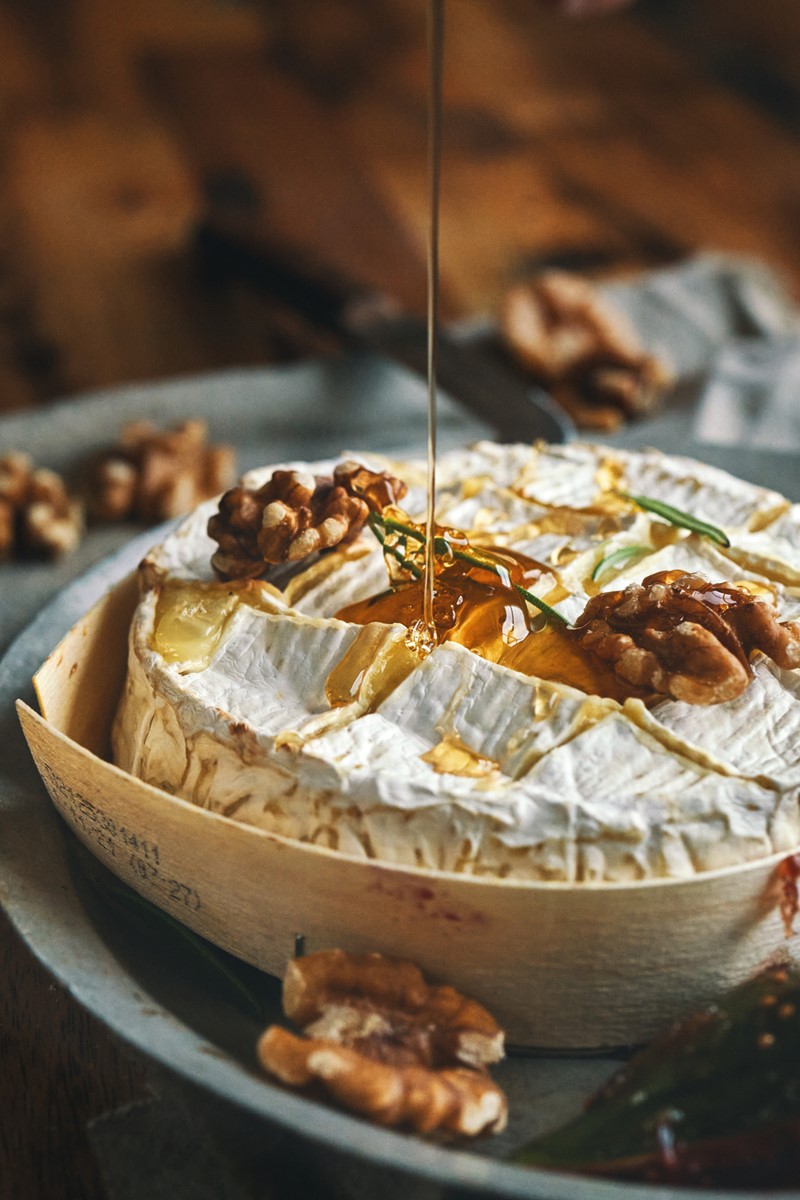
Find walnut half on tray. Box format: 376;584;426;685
87;419;236;524
0;452;83;560
258;950;507;1136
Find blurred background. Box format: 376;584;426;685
4;4;800;1197
0;0;799;412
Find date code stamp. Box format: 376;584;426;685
38;761;201;912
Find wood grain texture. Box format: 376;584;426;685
0;912;148;1200
0;0;799;410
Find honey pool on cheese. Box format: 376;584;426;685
113;442;800;883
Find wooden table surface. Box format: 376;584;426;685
3;0;800;1195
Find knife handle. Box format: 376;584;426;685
193;221;399;342
191;217;573;444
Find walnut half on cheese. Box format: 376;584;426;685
113;442;800;883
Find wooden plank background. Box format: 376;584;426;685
0;0;800;413
3;1;800;1196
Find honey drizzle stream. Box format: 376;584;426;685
337;2;642;706
408;0;445;658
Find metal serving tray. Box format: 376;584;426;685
1;359;798;1198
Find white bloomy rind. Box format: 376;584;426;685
114;442;800;883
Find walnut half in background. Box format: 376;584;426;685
0;452;83;561
87;418;236;523
499;272;673;431
0;419;237;566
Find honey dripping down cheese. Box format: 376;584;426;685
152;579;282;671
336;0;657;739
333;0;649;715
151;570;638;701
335;531;641;704
152;564;779;706
394;0;625;704
405;0;445;659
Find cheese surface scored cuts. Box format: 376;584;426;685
113;442;800;882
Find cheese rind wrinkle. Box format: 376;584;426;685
114;443;800;881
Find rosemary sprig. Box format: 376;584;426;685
515;585;571;627
367;512;422;579
591;543;652;582
622;493;730;548
369;512;569;627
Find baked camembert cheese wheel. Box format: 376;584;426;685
113;442;800;883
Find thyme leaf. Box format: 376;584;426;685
622;493;730;547
591;544;653;582
368;513;570;627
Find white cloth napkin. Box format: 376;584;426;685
602;253;800;455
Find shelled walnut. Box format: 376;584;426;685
0;452;83;561
258;949;507;1136
499;273;672;431
573;569;800;704
87;419;236;523
209;462;407;580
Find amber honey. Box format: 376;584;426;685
502;625;638;702
338;542;546;658
335;532;643;702
421;735;501;780
324;627;418;709
152;578;282;670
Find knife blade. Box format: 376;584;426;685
192;221;574;445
